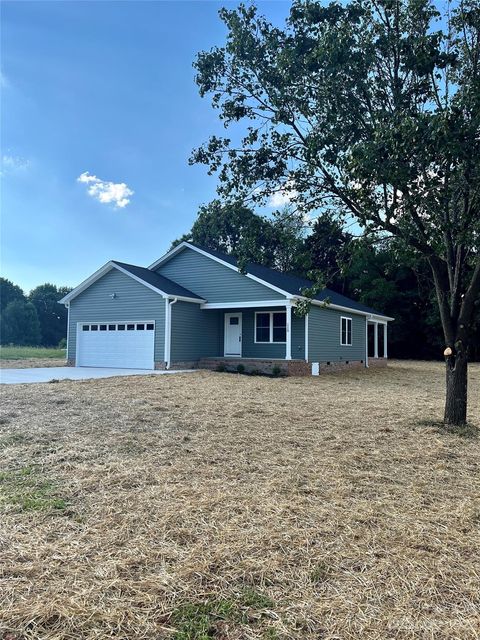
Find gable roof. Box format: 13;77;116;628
59;260;205;305
112;261;204;300
150;241;393;320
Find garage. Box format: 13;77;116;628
76;321;155;369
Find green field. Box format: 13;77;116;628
0;346;66;360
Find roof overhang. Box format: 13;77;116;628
149;242;393;321
58;261;205;306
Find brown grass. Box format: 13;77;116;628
0;360;479;640
0;359;66;369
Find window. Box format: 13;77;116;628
108;324;116;331
99;324;107;331
127;324;135;331
146;323;154;331
255;311;287;343
82;325;89;331
255;313;271;343
229;317;239;325
136;324;145;330
118;324;125;331
91;324;98;331
272;312;287;343
341;317;352;346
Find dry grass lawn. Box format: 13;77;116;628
0;359;66;369
0;360;479;640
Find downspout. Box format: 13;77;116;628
65;302;70;363
165;297;178;369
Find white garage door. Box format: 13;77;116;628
77;322;155;369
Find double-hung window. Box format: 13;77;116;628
255;311;287;343
340;316;352;346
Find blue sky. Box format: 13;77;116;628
1;1;291;292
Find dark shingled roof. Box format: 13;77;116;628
186;243;389;317
112;261;204;300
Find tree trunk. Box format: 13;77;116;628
444;349;468;425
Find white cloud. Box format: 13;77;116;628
1;154;30;176
77;171;134;209
268;180;298;208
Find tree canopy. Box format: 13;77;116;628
191;0;480;425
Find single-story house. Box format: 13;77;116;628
59;242;393;375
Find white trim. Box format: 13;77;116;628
149;242;293;298
340;316;353;346
285;303;292;360
224;312;243;357
201;299;288;310
59;260;205;305
383;323;388;358
305;313;309;363
164;298;178;369
365;317;369;367
254;310;287;345
308;298;394;322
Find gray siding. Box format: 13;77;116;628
291;311;306;360
217;307;305;360
68;268;165;362
170;302;222;362
156;248;285;303
308;305;366;362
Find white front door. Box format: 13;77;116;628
224;313;242;357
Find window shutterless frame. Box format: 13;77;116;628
254;311;287;344
340;316;353;346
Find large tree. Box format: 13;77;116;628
0;277;25;312
191;0;480;425
29;283;71;347
1;299;41;346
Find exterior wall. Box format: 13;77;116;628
308;305;366;363
170;302;223;362
67;268;165;363
156;248;285;303
215;307;305;359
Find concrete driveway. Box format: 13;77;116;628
0;367;193;385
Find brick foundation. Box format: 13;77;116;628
197;358;311;376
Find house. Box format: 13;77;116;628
59;242;393;375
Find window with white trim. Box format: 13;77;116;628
255;311;286;343
341;316;352;346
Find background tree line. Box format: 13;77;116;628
0;279;72;347
175;200;480;362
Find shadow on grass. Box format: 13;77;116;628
419;419;478;439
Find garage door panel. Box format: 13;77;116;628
77;322;155;369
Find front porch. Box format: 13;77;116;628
367;319;388;365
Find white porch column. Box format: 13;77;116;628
383;323;388;358
374;322;379;359
285;302;292;360
365;318;369;367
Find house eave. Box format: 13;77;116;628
58;261;206;306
